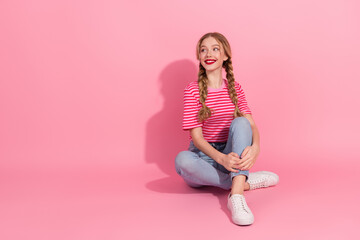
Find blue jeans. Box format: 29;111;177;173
175;117;253;190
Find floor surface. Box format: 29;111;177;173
0;162;359;240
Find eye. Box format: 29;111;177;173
214;47;219;51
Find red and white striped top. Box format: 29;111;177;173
183;79;252;142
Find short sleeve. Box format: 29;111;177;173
182;86;203;130
235;82;252;115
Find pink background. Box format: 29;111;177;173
1;0;360;239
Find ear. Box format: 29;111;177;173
223;55;228;61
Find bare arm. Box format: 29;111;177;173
238;114;260;170
244;114;260;148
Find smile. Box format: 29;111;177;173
205;60;216;65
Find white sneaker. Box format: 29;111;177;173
227;194;254;225
247;171;279;190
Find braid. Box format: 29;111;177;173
224;58;244;118
197;63;212;122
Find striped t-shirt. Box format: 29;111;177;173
182;79;252;142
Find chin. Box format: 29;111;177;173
205;66;220;72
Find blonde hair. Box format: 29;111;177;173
196;32;244;122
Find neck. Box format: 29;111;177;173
206;68;223;89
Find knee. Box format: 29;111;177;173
230;117;251;132
175;151;196;175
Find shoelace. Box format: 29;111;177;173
249;176;268;190
231;196;249;214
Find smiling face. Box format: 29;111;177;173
198;36;228;72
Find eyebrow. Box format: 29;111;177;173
200;44;220;48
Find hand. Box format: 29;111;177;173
238;145;260;170
220;152;242;173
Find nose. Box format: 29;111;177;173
206;50;212;58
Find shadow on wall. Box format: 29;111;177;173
145;59;198;176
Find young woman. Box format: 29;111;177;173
175;32;279;226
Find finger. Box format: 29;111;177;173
239;158;252;168
245;158;256;170
249;162;255;169
241;160;255;170
241;147;250;159
241;163;251;171
231;157;242;165
239;156;251;166
230;152;240;159
247;164;254;170
229;168;239;173
233;163;242;168
232;165;241;171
